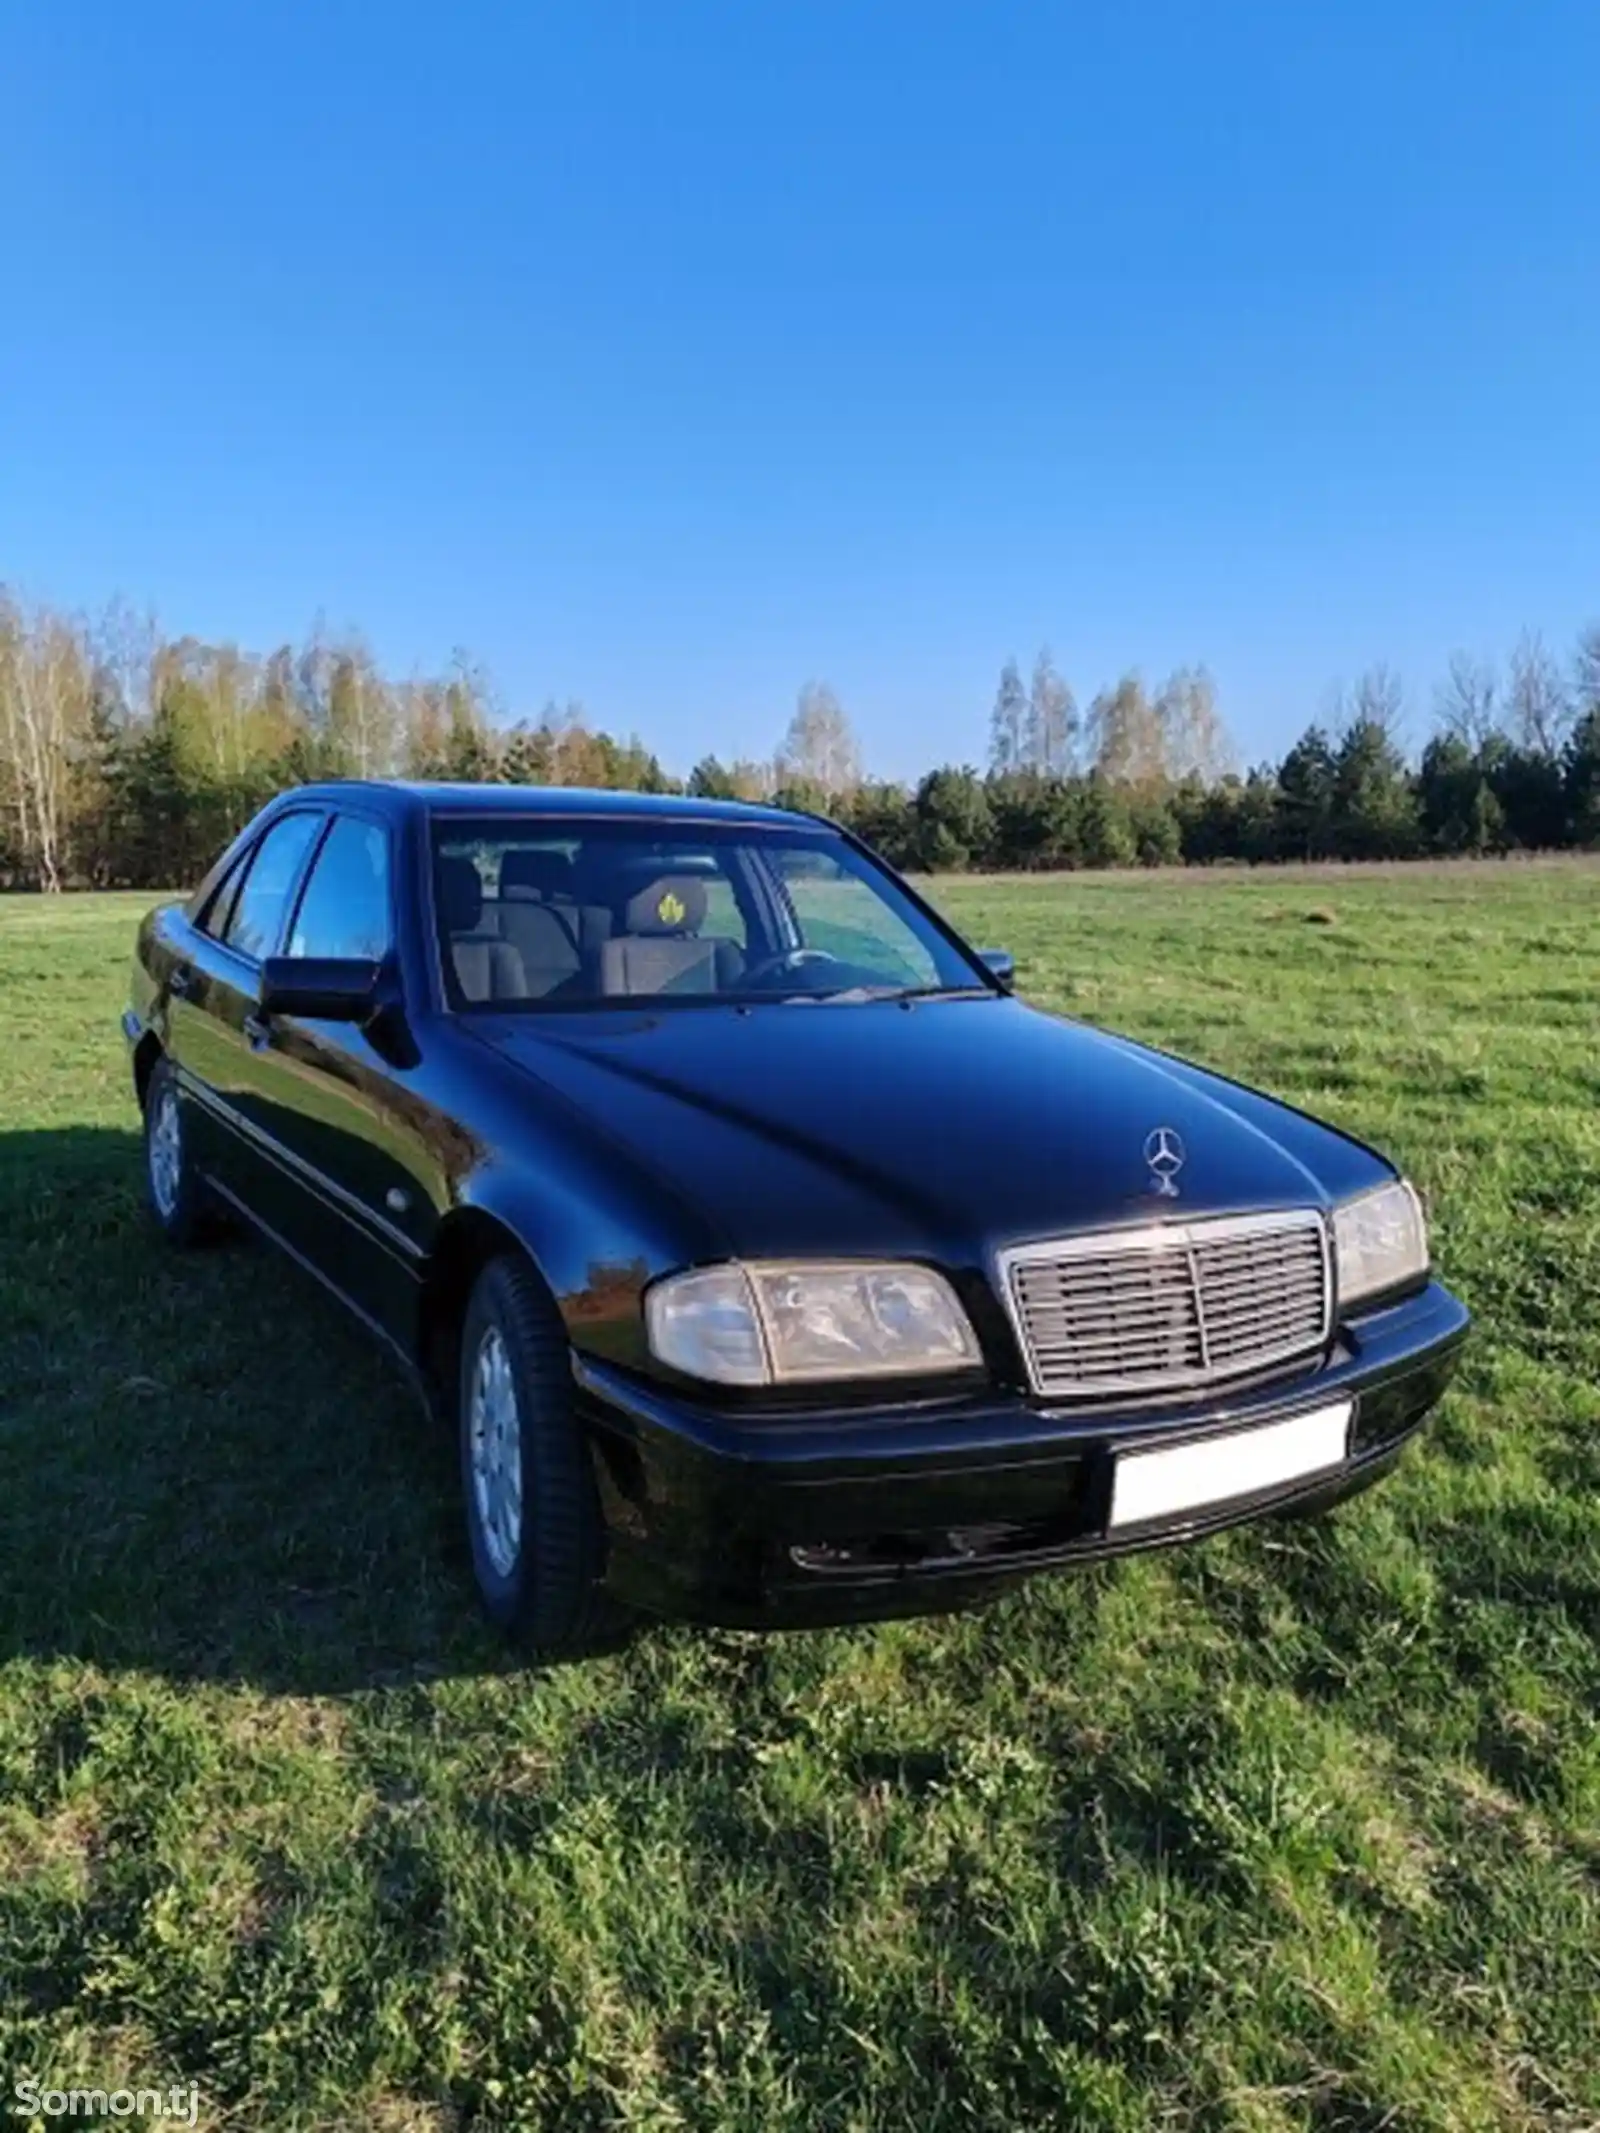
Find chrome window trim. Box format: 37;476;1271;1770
995;1208;1333;1400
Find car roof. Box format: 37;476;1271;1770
281;780;823;829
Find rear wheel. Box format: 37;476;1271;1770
143;1056;217;1247
458;1253;619;1656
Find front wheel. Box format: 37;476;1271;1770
143;1056;217;1247
458;1254;620;1656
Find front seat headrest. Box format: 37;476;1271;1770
500;849;574;900
438;854;485;932
621;873;708;936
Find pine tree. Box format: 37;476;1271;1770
1276;726;1338;859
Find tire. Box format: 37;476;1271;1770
458;1253;620;1656
142;1055;217;1248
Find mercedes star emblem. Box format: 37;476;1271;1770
1143;1126;1186;1198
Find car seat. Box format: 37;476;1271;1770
496;850;585;995
439;855;528;1002
598;873;719;996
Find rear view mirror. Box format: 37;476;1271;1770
259;956;381;1022
977;947;1015;992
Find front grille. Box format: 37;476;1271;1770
1001;1211;1331;1398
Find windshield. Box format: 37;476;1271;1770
429;814;990;1011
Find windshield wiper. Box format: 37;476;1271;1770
769;985;894;1004
877;984;994;1002
765;983;993;1006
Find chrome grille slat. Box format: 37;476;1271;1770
1199;1282;1317;1311
1206;1298;1322;1325
1019;1300;1202;1328
1203;1254;1321;1276
1017;1311;1203;1339
1018;1281;1197;1308
1021;1305;1200;1335
1023;1275;1194;1299
1203;1271;1321;1297
1209;1271;1323;1298
1203;1284;1323;1317
1000;1212;1331;1397
1201;1284;1323;1319
1204;1255;1323;1281
1204;1301;1320;1333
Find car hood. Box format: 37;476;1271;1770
480;997;1389;1265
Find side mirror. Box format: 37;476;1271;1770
977;947;1015;992
259;956;381;1022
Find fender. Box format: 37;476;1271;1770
443;1143;725;1376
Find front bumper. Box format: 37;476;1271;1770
576;1279;1470;1628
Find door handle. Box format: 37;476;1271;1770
243;1012;272;1050
169;965;194;1000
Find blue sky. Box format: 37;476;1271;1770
2;0;1596;778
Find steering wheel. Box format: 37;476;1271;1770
740;947;845;989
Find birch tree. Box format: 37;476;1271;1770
1434;653;1499;749
1508;629;1570;756
0;596;92;891
1026;649;1078;775
777;681;862;796
988;657;1027;773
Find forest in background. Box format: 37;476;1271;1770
2;589;1598;889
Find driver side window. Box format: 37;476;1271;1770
223;812;323;961
771;850;940;986
288;816;392;961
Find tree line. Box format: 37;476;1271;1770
2;589;1597;890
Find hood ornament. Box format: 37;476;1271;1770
1143;1126;1186;1198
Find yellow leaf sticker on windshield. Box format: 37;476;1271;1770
657;891;686;926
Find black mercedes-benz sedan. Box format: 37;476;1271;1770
124;781;1469;1651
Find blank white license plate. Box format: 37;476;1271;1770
1108;1401;1353;1529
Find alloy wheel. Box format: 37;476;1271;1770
468;1324;524;1578
148;1083;183;1219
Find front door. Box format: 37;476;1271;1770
240;810;434;1350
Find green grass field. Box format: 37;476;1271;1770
2;865;1598;2132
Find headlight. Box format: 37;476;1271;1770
1333;1179;1428;1308
646;1262;982;1386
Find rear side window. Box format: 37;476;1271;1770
196;849;251;941
224;813;323;960
288;816;392;961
